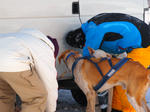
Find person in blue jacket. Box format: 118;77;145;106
82;21;142;56
66;13;150;56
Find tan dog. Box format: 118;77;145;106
58;48;150;112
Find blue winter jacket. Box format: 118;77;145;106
81;21;142;56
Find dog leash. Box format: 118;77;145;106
94;57;129;91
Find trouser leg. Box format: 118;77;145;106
0;68;48;112
0;78;16;112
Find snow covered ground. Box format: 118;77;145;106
56;89;85;112
57;88;150;112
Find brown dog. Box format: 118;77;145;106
58;49;150;112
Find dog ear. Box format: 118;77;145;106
88;47;95;55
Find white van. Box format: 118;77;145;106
0;0;150;105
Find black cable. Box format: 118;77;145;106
78;0;82;25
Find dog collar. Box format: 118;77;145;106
65;52;76;62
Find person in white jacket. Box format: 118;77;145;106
0;28;58;112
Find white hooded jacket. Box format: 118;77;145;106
0;28;58;112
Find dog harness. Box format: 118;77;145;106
66;52;129;91
93;57;129;91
